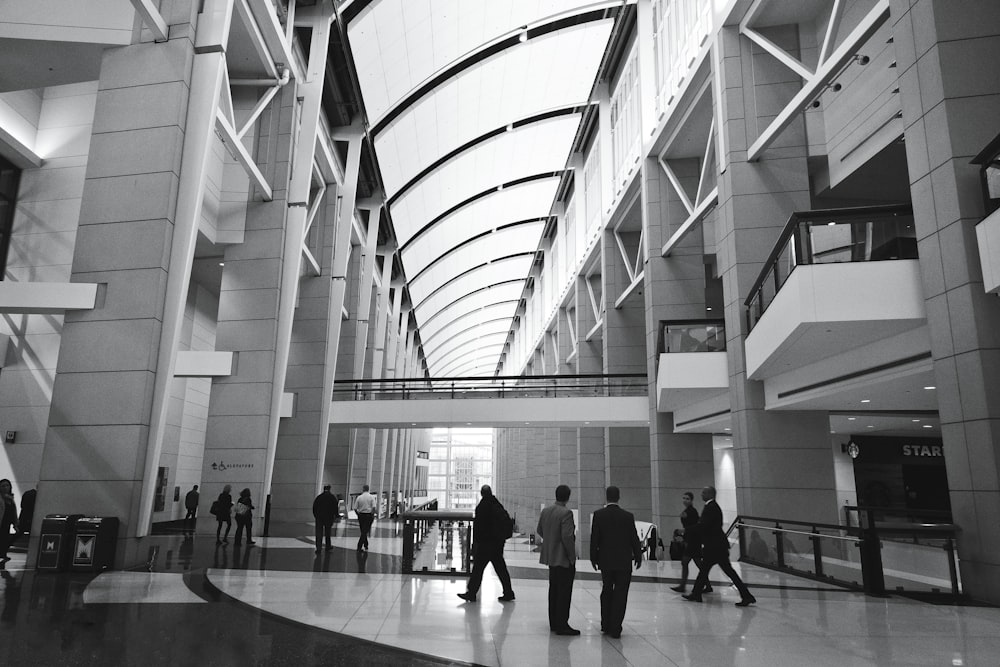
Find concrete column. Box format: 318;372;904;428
34;0;210;560
575;276;606;551
200;78;296;536
602;215;652;522
715;24;837;523
893;0;1000;601
641;154;715;533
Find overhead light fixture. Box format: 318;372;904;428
519;28;528;42
506;122;513;132
706;307;713;311
218;262;225;267
923;386;936;390
861;399;871;403
912;419;921;423
847;417;856;421
867;425;874;429
827;221;836;226
923;425;933;429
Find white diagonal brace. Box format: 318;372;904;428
661;186;718;257
748;0;890;161
820;0;845;65
741;27;814;81
235;0;280;80
130;0;169;42
657;155;694;214
695;117;716;205
215;110;273;200
236;78;285;139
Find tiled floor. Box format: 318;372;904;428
2;521;998;666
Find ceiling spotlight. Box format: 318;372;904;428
923;424;933;429
867;425;874;428
860;399;871;403
847;417;856;421
218;262;225;267
706;307;713;311
912;419;921;423
923;386;936;390
853;54;870;65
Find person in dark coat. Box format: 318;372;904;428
215;484;234;545
18;488;35;535
683;486;756;607
313;485;338;553
671;491;711;594
184;485;199;529
233;488;256;547
590;486;642;639
457;485;515;603
0;479;16;563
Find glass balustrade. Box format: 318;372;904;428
745;204;916;331
333;374;648;401
659;320;726;354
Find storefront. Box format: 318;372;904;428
847;436;950;516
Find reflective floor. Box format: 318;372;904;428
2;521;998;666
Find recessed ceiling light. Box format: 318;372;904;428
847;417;856;421
912;419;921;423
411;423;417;426
861;399;871;403
867;425;874;428
923;425;933;429
706;307;713;311
218;262;225;267
827;221;836;226
923;386;936;390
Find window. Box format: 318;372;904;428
0;157;21;280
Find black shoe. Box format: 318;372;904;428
325;546;334;551
555;627;581;636
670;585;685;593
704;585;714;593
217;540;223;545
315;549;321;554
247;540;256;545
735;596;757;607
498;594;515;602
608;630;622;639
457;592;476;602
682;594;703;603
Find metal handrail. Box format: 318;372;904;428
738;522;858;543
332;373;647;385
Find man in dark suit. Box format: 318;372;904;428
458;485;515;603
312;485;338;553
683;485;756;607
590;486;642;639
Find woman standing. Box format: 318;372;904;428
671;491;711;594
233;488;256;547
0;479;18;563
215;484;233;545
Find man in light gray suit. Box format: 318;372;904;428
537;484;579;636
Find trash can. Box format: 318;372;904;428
36;514;84;572
70;517;120;572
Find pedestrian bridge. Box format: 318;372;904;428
328;374;649;428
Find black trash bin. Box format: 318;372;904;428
36;514;84;572
70;517;120;572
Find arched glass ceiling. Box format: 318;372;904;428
420;302;518;344
348;0;604;123
401;177;559;275
408;223;543;305
374;20;612;196
347;1;615;376
425;328;511;364
388;115;579;241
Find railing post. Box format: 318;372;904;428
464;523;473;573
859;508;887;596
402;517;414;574
774;522;785;568
737;520;747;559
812;526;823;577
945;537;960;597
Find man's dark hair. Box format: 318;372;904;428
683;491;693;500
323;485;331;491
555;484;571;502
480;484;493;497
193;485;198;490
363;484;370;492
606;486;621;503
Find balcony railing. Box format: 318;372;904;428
658;319;725;354
744;204;916;331
731;507;962;599
332;374;648;401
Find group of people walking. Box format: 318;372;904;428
457;482;755;639
210;484;256;547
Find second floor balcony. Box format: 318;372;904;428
656;320;729;429
744;205;924;380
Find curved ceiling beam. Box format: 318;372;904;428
409;245;536;312
420;302;517;345
418;295;521;342
407;220;544;286
397;173;560;249
367;7;617;136
422;316;514;355
440;355;505;378
386;108;580;206
426;334;509;367
433;348;508;375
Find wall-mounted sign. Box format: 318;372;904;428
902;444;943;457
4;430;15;444
210;461;255;471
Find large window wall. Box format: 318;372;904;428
428;428;494;510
